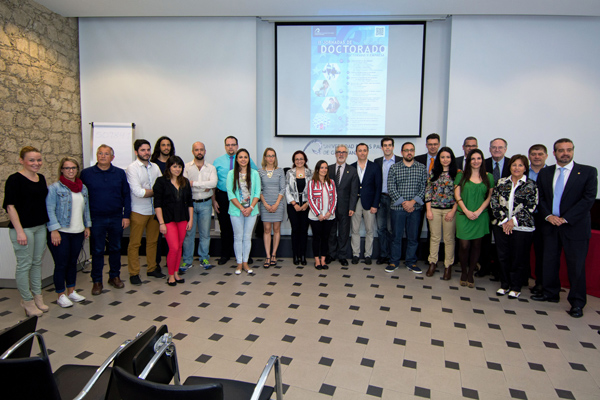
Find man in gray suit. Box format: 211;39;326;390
327;144;359;266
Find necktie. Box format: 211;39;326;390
428;158;434;173
493;162;500;183
336;165;341;185
552;167;565;216
229;156;234;170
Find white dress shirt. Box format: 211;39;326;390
126;159;162;215
183;161;218;200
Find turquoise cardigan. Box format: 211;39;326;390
226;169;261;217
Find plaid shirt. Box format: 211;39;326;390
387;160;427;210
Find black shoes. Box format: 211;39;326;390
530;293;560;303
147;268;166;278
293;256;300;265
325;255;333;264
364;257;372;265
352;256;359;265
339;259;348;266
376;257;389;265
568;307;583;318
217;256;229;265
129;275;142;286
300;256;307;266
530;284;543;295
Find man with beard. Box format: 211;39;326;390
126;139;165;285
385;142;428;274
532;139;597;318
150;136;176;173
181;142;217;271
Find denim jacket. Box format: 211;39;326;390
46;181;92;231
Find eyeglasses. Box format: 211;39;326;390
62;167;77;171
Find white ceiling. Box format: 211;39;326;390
33;0;600;18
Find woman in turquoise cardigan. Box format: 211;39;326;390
227;148;261;274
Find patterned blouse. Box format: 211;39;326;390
490;176;538;231
424;171;456;209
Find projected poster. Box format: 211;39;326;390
310;25;389;135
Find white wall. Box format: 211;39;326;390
79;17;257;166
447;15;600;188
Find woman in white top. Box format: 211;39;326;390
46;157;91;308
307;160;337;270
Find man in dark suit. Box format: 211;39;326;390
350;143;382;265
374;137;402;265
477;137;511;280
415;133;441;259
455;136;478;171
531;139;597;318
327;144;359;266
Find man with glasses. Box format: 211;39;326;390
212;136;258;265
327;144;359;266
385;142;427;274
455;136;478;171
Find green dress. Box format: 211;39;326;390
454;172;494;240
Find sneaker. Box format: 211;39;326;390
130;275;142;286
496;288;508;296
508;291;521;299
68;291;86;302
179;262;192;273
385;264;398;273
147;268;166;278
202;259;213;270
406;265;423;274
57;294;74;308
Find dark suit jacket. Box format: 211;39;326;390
374;155;402;169
351;160;382;210
456;156;466;171
485;157;511;180
329;163;359;214
537;162;598;240
414;153;434;168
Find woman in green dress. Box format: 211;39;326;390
454;149;494;288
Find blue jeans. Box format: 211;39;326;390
9;224;47;301
230;214;257;263
90;216;123;282
390;208;421;267
377;195;393;258
182;200;212;264
48;231;85;293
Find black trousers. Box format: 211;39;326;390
310;219;333;258
288;204;309;258
531;213;545;286
215;189;234;258
493;226;533;292
542;225;589;308
329;209;351;260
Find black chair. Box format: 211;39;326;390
0;325;157;399
0;316;38;359
131;324;177;384
114;332;283;400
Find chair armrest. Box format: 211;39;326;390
1;331;47;359
138;333;181;385
251;355;283;400
73;339;132;400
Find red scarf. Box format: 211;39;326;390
60;175;83;193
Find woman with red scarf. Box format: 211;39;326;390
46;157;91;308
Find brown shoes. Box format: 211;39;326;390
426;262;437;277
108;276;125;289
91;282;103;295
442;267;452;280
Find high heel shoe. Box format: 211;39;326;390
270;255;277;267
33;294;49;312
460;270;468;286
21;299;43;317
263;258;271;268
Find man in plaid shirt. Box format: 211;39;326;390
385;142;428;274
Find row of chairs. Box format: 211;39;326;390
0;316;283;399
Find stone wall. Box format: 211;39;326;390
0;0;81;221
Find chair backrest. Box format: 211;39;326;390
0;355;62;399
105;325;157;400
0;316;38;358
113;366;224;400
132;325;174;384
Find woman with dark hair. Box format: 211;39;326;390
286;150;312;265
153;156;193;286
424;147;458;279
491;154;538;298
227;149;261;274
4;146;50;316
258;148;286;268
47;157;91;308
307;160;337;270
454;149;494;288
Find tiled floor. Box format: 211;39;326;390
2;257;600;399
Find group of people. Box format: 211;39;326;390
3;134;597;319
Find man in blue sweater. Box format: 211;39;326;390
81;144;131;295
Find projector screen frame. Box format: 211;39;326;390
274;20;427;138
